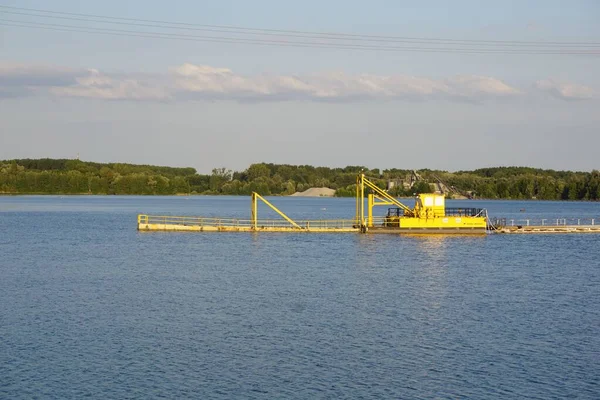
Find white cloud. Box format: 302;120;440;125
535;79;596;100
445;75;521;97
169;65;520;101
1;61;595;103
171;63;272;96
51;69;171;101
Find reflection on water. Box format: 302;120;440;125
410;236;452;311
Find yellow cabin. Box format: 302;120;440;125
414;194;446;218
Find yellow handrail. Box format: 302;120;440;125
138;214;357;229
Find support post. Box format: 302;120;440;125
368;193;374;228
360;173;365;228
251;192;258;229
356;175;360;225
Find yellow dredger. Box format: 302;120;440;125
137;174;489;234
357;173;487;233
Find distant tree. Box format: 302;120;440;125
247;163;271;181
209;168;232;192
1;158;597;199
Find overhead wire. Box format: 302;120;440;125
3;20;600;55
1;8;599;48
1;4;598;46
1;5;599;55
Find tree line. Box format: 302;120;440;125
0;159;598;200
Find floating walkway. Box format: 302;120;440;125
488;217;600;234
137;215;359;233
496;225;600;234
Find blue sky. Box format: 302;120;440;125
1;0;599;172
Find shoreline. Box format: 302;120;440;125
1;192;598;202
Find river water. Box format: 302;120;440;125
1;196;599;399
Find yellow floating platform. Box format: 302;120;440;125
137;179;490;235
137;215;359;233
137;174;599;235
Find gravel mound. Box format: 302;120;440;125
290;187;336;197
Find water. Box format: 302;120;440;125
1;196;599;399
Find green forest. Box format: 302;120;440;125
1;158;599;200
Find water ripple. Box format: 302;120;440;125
1;197;599;398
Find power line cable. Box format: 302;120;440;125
1;4;598;47
2;20;598;55
2;8;599;48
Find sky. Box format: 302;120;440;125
1;0;599;173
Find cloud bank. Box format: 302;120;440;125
0;62;595;103
51;69;171;101
534;79;596;100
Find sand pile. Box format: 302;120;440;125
290;187;336;197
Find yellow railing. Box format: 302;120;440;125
138;214;360;230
